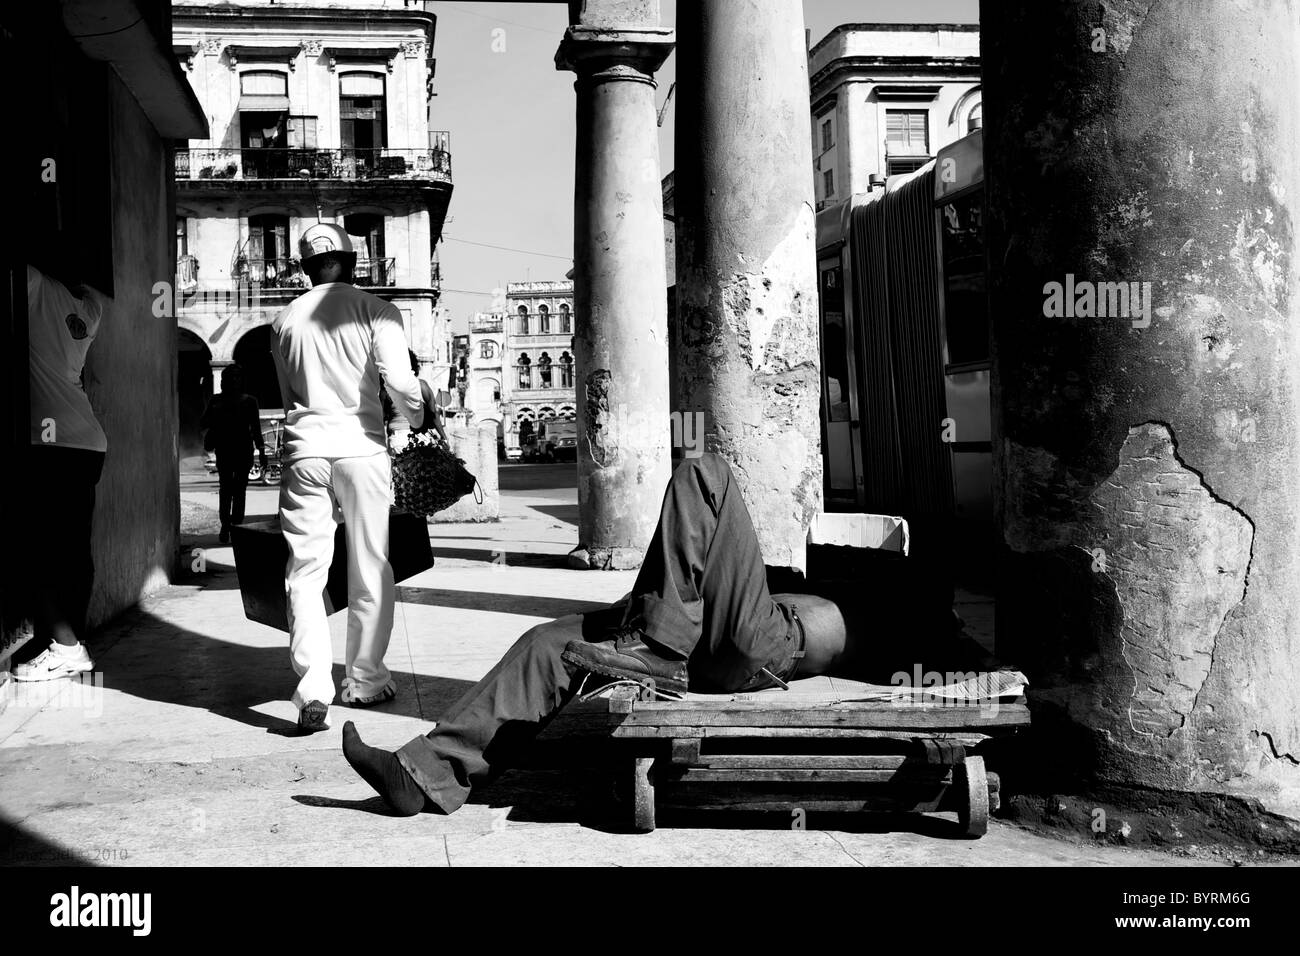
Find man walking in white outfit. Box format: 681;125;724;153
271;223;425;734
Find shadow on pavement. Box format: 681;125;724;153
528;503;578;526
89;604;474;732
0;814;103;867
397;586;607;620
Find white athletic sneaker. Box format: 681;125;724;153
341;678;396;707
12;643;95;682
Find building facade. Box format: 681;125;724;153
502;280;576;456
171;0;452;454
808;23;981;209
464;313;504;423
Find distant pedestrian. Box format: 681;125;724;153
200;364;266;544
271;223;426;734
382;349;449;448
14;265;106;682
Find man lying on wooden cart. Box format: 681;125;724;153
344;452;986;816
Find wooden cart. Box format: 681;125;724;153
540;676;1028;837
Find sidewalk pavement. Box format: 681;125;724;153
0;468;1240;866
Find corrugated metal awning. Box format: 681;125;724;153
238;94;289;112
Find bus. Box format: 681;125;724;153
814;130;992;572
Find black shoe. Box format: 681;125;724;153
342;722;426;816
298;700;330;735
562;627;689;693
218;529;230;544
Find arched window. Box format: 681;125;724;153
538;303;550;334
517;352;532;389
559;351;574;388
559;303;571;333
538;351;553;388
540;406;556;420
967;102;982;133
517;304;529;335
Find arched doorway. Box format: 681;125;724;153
232;324;282;412
178;328;212;459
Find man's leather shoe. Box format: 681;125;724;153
562;628;688;693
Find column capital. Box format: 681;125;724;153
555;26;674;79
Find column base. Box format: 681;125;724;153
567;544;644;571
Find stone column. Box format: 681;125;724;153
557;10;674;570
982;0;1300;819
673;1;822;573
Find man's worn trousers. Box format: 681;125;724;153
396;453;802;813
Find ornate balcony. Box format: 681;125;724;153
175;146;452;184
228;256;397;289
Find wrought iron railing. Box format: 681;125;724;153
233;257;310;290
175;147;452;183
354;257;396;287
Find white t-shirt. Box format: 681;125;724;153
271;281;424;461
28;265;108;452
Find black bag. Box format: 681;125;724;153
390;432;478;517
230;512;434;632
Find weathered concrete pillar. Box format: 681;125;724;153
557;4;674;570
673;1;822;573
983;0;1300;822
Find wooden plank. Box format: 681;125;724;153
621;697;1026;715
608;707;1029;730
607;685;638;714
539;712;997;744
667;767;946;784
694;754;910;770
670;738;702;766
656;789;949;815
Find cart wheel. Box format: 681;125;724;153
632;756;656;833
957;755;989;838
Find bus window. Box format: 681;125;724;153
940;192;988;367
820;265;850;422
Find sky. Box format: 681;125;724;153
425;0;980;329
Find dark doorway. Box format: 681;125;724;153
232;325;281;413
178;329;212;459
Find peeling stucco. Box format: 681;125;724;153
583;368;617;468
1090;423;1253;737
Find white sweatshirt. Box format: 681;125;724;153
28;265;108;452
271;282;424;461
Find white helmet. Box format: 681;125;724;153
298;223;355;264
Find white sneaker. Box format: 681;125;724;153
341;678;396;707
13;643;95;682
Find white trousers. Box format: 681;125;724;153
280;452;394;709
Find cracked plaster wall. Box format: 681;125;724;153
982;0;1300;803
